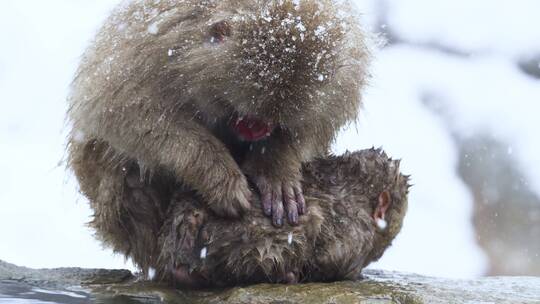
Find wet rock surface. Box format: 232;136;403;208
1;260;539;303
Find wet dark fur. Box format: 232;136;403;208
158;149;409;286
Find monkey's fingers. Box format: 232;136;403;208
261;191;272;217
271;185;285;227
252;175;286;226
254;176;272;216
294;185;306;215
283;184;299;225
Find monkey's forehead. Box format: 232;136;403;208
111;0;361;21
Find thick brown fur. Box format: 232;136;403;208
67;0;370;228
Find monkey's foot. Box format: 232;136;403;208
179;208;206;255
172;265;207;288
252;175;305;227
282;271;299;284
158;195;209;281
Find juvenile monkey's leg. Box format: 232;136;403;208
84;103;251;218
157;192;209;287
68;139;171;274
157;192;292;287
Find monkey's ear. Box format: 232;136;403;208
373;191;392;221
209;21;232;43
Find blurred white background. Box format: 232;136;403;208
1;0;539;278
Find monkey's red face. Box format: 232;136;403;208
229;114;275;142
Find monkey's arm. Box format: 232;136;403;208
241;130;302;227
88;103;251;218
242;124;333;227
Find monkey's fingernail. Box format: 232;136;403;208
289;213;298;225
264;207;272;216
275;218;283;227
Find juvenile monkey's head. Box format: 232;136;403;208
313;149;409;265
362;151;409;265
88;0;369;141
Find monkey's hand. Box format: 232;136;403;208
243;157;305;227
204;169;252;218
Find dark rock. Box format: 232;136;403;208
1;260;539;304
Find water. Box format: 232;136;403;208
0;281;158;304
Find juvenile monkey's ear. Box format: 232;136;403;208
209;20;232;43
373;190;392;222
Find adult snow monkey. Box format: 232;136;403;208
67;0;369;264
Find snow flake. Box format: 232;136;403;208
296;22;306;32
147;22;159;35
148;267;156;280
376;218;388;230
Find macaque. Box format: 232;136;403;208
159;149;408;286
71;139;408;284
67;0;370;232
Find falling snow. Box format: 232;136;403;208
376;218;388;230
0;0;538;280
200;247;208;259
148;267;156;280
147;22;159;35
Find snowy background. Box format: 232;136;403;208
1;0;539;279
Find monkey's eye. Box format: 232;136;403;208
210;21;232;43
